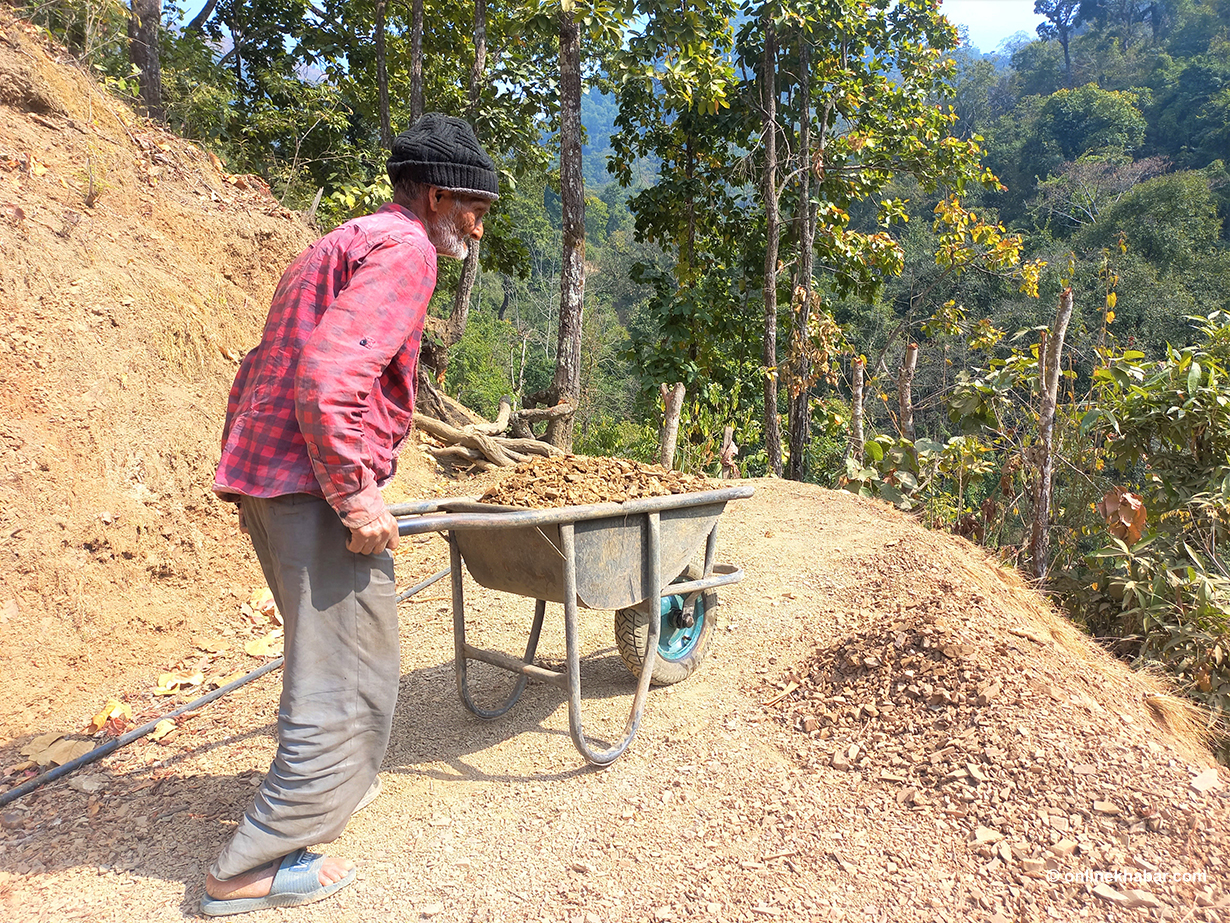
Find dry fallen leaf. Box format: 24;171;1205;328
155;670;204;696
20;731;62;759
194;637;230;654
25;736;94;767
210;670;246;689
244;629;284;658
67;773;108;793
148;719;177;742
248;587;280;625
89;699;132;732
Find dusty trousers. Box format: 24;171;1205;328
209;493;400;882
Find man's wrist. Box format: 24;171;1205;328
332;486;387;530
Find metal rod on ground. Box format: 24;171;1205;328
397;566;451;602
0;566;452;808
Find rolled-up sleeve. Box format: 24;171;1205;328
294;238;435;528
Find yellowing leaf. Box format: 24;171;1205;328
155;670;204;696
148;719;177;742
248;587;281;625
1106;291;1117;309
194;637;230;654
210;670;246;689
1096;487;1147;544
89;699;132;731
244;629;284;658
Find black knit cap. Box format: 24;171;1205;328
386;113;499;200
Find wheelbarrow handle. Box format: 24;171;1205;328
392;485;755;536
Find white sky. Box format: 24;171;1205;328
941;0;1046;53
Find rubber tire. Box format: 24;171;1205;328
614;564;718;686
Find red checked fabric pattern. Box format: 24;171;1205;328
214;203;437;529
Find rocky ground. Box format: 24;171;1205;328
1;481;1225;923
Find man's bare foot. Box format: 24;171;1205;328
205;855;355;900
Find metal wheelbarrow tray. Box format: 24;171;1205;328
390;484;753;765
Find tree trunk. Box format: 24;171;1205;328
186;0;217;32
1029;288;1076;581
659;382;686;470
128;0;163;119
447;0;488;352
786;38;814;482
761;11;783;477
850;356;865;463
720;426;740;479
897;343;918;442
544;8;585;451
375;0;391;148
469;0;487;117
230;20;243;107
498;275;511;320
410;0;424;121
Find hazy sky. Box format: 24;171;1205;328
942;0;1046;53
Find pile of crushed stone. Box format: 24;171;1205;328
479;455;716;508
762;566;1228;918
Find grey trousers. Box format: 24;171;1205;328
210;493;400;881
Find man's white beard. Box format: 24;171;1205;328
426;205;469;260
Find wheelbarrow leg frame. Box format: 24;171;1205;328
449;513;666;766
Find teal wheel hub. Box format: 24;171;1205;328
657;592;705;661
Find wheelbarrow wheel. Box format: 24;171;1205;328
614;564;717;686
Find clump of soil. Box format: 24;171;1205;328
478;455;716;508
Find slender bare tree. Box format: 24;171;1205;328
1029;288;1076;580
760;9;782;476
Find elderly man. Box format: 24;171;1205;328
202;114;497;916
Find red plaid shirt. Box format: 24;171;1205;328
214;203;437;528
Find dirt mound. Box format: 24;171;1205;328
0;10;315;736
774;614;1006;784
478;455;715;507
759;536;1227;919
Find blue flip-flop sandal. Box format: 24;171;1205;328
201;849;356;916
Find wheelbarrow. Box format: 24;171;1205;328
389;484;753;765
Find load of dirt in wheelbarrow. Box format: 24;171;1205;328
478;455;716;508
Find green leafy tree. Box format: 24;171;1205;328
1035;0;1081;85
1088;313;1230;727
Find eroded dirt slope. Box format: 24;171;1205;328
0;11;312;734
